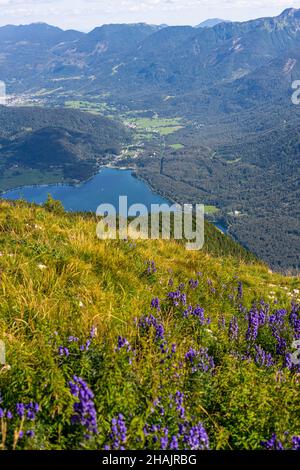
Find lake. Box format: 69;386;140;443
0;168;171;213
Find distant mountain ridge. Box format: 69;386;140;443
1;8;300;104
196;18;231;28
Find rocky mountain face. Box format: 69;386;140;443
0;8;299;102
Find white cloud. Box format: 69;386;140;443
0;0;299;30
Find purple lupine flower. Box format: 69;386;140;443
229;316;239;341
254;345;274;368
68;336;79;343
58;346;70;357
147;260;156;274
90;326;97;338
160;428;169;450
151;297;161;311
292;436;300;450
117;336;131;351
275;336;287;356
16;402;39;421
185;348;215;373
192;306;210;325
26;430;35;438
16;403;25;418
6;411;13;419
269;309;287;327
69;376;98;436
175;391;185;419
237;282;243;299
159;341;168;355
178;423;186;436
289;303;300;339
107;414;127;450
246;308;260;342
189;279;199;289
168;290;186;308
184;305;210;325
261;434;284;450
0;408;4;418
183;305;193;318
183;422;209;450
138;314;164;341
170;435;179;450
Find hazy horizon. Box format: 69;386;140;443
0;1;299;32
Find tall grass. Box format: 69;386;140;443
0;200;299;450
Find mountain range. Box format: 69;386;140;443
1;8;299;102
196;18;231;28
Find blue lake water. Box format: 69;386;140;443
214;221;228;235
0;168;171;213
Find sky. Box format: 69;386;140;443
0;0;299;31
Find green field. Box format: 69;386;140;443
127;117;184;138
169;143;185;150
65;100;116;114
0;168;65;193
204;205;220;214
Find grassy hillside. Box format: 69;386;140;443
0;199;299;450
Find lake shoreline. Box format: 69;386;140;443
0;164;230;234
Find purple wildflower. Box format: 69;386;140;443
254;345;274;368
170;435;179;450
246;308;260;342
292;436;300;450
151;297;161;311
16;402;39;421
229;316;239;341
138;314;165;341
189;279;199;289
107;414;127;450
289;303;300;339
183;422;209;450
261;434;284;450
147;260;157;275
175;391;185;419
168;291;186;307
69;376;98;436
117;336;131;351
185;347;215;373
58;346;70;357
183;305;210;325
237;282;243;299
160;428;169;450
